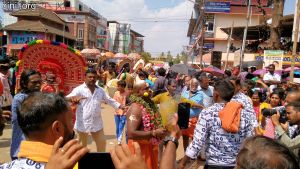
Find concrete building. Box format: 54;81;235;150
2;0;108;50
130;29;144;53
3;7;75;57
187;0;272;68
108;21;144;54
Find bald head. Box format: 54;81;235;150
133;82;147;96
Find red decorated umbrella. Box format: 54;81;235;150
202;66;224;76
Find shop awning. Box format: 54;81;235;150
221;25;269;41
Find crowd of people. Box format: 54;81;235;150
0;58;300;169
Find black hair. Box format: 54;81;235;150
249;90;264;103
85;68;97;75
214;80;235;102
269;91;283;106
157;68;166;76
138;70;148;78
117;80;126;88
228;76;241;86
287;100;300;112
166;70;177;79
198;73;209;82
20;69;41;91
17;92;69;136
127;83;133;89
272;88;285;100
237;136;299;169
167;78;177;86
269;64;275;68
224;69;232;77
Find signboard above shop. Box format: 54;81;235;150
230;0;268;6
205;2;231;13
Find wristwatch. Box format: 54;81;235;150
163;136;179;148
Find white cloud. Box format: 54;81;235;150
80;0;193;56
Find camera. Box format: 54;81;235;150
262;106;287;123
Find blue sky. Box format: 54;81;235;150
285;0;296;15
145;0;183;10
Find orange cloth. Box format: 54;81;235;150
218;101;243;133
18;140;79;169
113;91;127;115
18;141;53;163
181;117;198;138
128;139;158;169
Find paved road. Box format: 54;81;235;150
0;104;204;168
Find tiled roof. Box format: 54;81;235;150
4;20;75;40
11;6;65;25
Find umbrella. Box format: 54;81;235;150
81;48;100;55
170;64;196;76
253;69;282;75
283;67;300;72
128;53;141;60
105;52;114;58
202;66;224;76
114;53;128;58
133;59;145;71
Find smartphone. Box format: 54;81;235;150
78;153;115;169
177;103;190;129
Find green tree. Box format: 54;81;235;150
180;51;188;64
166;51;173;63
173;54;181;64
140;52;152;63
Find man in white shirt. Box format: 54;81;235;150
67;68;123;152
263;64;281;92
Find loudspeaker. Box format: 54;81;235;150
211;51;222;69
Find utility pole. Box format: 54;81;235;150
225;21;234;70
197;0;205;68
290;0;300;82
240;0;251;72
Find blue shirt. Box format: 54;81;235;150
10;92;28;159
186;103;254;166
181;90;203;118
198;85;214;108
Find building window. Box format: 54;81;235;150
78;29;84;39
206;22;214;32
205;14;214;32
